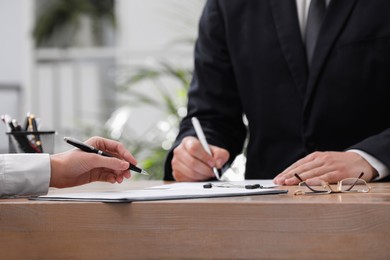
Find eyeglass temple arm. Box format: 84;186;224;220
294;173;324;192
343;172;364;191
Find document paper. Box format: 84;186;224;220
34;180;287;202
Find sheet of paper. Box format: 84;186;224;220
34;180;286;202
147;180;277;190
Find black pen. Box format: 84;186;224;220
30;115;43;152
64;137;149;176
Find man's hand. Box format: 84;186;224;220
50;136;137;188
273;151;377;185
172;136;230;182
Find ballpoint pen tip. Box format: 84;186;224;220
141;169;150;176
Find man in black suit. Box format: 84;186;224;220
164;0;390;185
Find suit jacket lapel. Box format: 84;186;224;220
305;0;358;108
270;0;308;99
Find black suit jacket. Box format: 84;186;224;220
164;0;390;180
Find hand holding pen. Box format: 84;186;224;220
64;137;149;176
169;117;230;182
51;136;142;188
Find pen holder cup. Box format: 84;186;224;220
6;131;56;154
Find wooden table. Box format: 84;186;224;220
1;181;389;259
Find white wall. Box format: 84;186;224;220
114;0;205;142
0;0;33;152
0;0;206;153
117;0;204;51
0;1;24;83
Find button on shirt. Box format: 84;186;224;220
0;154;50;197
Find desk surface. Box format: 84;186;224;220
1;181;389;259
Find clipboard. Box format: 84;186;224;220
31;181;288;203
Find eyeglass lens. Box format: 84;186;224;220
339;178;370;192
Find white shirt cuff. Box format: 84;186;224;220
0;154;50;197
348;149;390;181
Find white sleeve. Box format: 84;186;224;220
348;150;390;181
0;154;51;197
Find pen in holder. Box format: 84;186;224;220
7;131;56;154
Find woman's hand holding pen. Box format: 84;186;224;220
172;136;229;182
49;136;137;188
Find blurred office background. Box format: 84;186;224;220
0;0;206;178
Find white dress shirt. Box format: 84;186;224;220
0;154;50;197
296;0;331;39
295;0;389;180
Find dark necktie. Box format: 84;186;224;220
305;0;326;65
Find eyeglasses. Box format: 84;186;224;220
294;172;371;195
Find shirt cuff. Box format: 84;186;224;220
0;153;50;197
348;149;390;181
